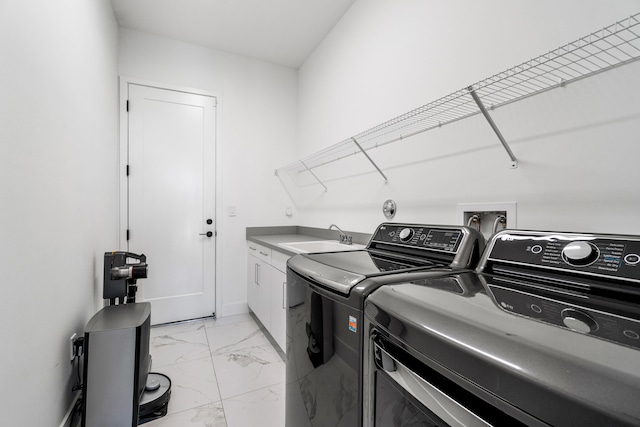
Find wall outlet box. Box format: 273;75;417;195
457;202;517;240
69;333;78;361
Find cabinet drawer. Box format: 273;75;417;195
247;241;272;263
271;250;290;273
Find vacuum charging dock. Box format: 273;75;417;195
81;252;172;426
139;373;171;423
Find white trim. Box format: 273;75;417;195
58;391;81;427
213;87;224;319
118;77;128;250
119;75;219;99
118;75;223;318
217;301;250;318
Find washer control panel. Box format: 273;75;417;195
490;284;640;349
372;223;464;253
486;231;640;282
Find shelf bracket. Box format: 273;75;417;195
300;160;328;192
352;138;388;183
467;87;518;169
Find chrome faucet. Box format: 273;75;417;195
329;224;352;245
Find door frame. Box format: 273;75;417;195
118;75;223;317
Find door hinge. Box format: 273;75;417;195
126;100;129;112
126;165;130;176
126;229;130;241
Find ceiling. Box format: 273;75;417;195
109;0;356;69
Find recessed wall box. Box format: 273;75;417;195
457;202;517;240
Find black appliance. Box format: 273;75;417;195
285;223;485;427
364;230;640;426
103;251;149;304
82;252;171;426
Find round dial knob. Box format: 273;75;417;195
561;309;598;334
561;241;599;266
399;228;415;242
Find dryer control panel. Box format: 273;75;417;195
482;230;640;283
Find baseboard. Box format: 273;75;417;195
217;301;249;318
59;392;81;427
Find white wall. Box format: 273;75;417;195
118;30;298;317
0;1;118;425
295;0;640;236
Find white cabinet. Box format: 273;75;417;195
247;252;259;316
246;241;288;352
265;264;286;351
247;252;271;329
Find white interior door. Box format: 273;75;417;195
127;83;216;325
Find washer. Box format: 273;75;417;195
285;222;485;427
364;229;640;426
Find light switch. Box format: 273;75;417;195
228;206;237;217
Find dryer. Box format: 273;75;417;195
364;229;640;426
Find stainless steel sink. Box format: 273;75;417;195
277;240;365;254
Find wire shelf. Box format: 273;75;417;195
277;12;640;177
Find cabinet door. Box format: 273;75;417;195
247;254;270;328
266;266;286;352
247;253;259;314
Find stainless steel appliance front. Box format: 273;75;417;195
363;230;640;427
369;338;492;427
285;223;485;427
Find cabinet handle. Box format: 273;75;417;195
249;246;257;251
255;264;259;285
282;282;286;309
259;251;269;256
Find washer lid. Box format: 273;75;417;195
288;250;440;294
304;250;438;273
287;254;366;294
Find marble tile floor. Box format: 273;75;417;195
144;313;285;427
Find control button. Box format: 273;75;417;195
530;245;543;254
561;308;598;334
623;330;640;340
561;241;600;267
399;228;415;242
500;301;514;310
530;304;542;314
145;378;161;391
624;254;640;265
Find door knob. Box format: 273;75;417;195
199;231;213;237
206;219;213;225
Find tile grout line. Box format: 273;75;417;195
213;341;286;401
220;379;287;402
208;321;285;425
204;321;230;427
148;315;283;426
